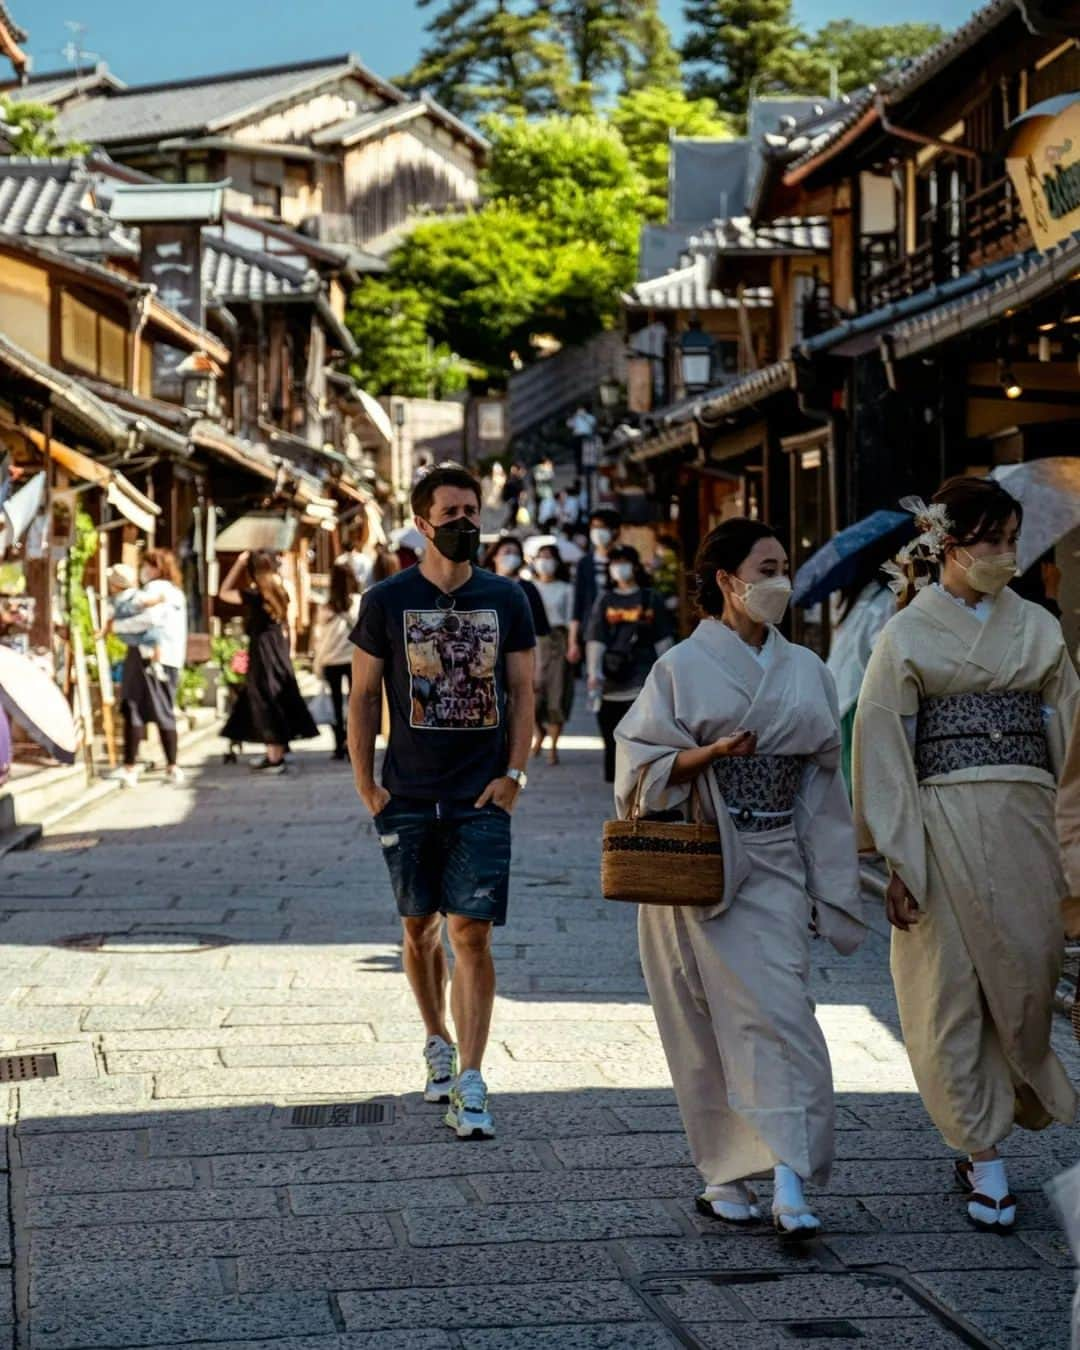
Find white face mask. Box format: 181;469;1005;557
495;553;521;576
535;557;558;578
956;548;1016;596
731;574;791;626
590;528;613;551
610;562;636;586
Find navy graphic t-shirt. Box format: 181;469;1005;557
350;565;536;801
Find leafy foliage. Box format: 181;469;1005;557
682;0;803;123
788;21;946;96
346;279;471;398
0;98;89;156
610;86;732;220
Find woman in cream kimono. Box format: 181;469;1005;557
855;476;1079;1233
615;519;866;1239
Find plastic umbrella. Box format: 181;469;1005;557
0;703;10;787
991;458;1080;574
792;510;916;609
0;646;78;764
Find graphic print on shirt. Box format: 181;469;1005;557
403;608;500;730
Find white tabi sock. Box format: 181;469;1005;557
772;1164;820;1232
969;1159;1015;1226
702;1180;761;1221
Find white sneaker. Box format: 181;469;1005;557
444;1068;494;1140
423;1034;458;1104
111;767;140;789
164;765;186;786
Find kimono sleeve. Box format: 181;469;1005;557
852;625;928;905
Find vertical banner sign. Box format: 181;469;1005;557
141;224;204;399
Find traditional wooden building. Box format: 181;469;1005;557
1;55;487;254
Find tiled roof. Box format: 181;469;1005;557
624;254;771;312
0;159;123;241
2;64;126;105
796;254;1025;360
659;361;794;428
669;139;750;227
886;234;1080;360
313;96;487;152
201;235;319;304
688;216;829;255
53;55;361;146
782;0;1017;181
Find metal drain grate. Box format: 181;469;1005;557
288;1101;391;1128
0;1053;57;1082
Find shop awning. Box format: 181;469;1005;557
47;440;162;532
189;421;280;483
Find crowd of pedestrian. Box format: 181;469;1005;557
337;455;1080;1256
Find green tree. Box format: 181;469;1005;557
553;0;681;109
0;98;89;156
482;111;641;206
790;20;945;96
682;0;803;123
610;86;732;220
398;0;573;117
346;278;470;397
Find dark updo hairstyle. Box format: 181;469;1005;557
694;518;780;618
894;475;1022;608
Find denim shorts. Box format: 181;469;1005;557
374;796;512;926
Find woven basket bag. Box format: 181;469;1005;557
601;774;724;906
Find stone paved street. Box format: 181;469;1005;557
0;715;1078;1349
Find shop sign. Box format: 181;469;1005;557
1007;96;1080;251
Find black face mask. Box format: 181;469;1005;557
426;516;480;565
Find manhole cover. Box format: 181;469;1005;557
288;1101;391;1128
0;1053;57;1082
54;930;230;954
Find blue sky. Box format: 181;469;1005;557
23;0;979;90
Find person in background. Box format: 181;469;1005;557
531;542;574;765
586;544;673;783
313;563;362;761
569;507;621;665
567;406;597;477
483;537;551;651
557;482;582;534
533;455;557;527
336;518;375;593
116;548;187;788
502;463;528;529
1012;548;1063;620
825;551;897;793
855;476;1079;1233
106;563;170;682
220;550;319;774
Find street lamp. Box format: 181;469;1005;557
679;321;714;393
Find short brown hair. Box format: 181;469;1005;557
411;463;482;519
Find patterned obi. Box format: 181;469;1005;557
915;690;1049;782
713;754;805;833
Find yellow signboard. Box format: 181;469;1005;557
1007;96;1080;252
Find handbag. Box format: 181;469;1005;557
306;686;335;726
601;771;725;906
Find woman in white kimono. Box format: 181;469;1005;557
615;519;866;1239
854;476;1079;1233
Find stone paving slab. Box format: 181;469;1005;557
3;723;1079;1350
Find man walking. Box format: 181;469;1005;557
348;464;536;1139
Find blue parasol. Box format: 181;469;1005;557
793;510;915;609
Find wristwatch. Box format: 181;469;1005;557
506;768;528;790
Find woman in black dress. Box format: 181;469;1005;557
219;550;317;774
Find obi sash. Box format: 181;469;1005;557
915;690;1049;782
713;754;805;833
